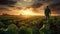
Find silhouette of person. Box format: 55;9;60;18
45;6;51;20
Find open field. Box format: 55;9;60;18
0;15;60;34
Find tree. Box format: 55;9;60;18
6;24;18;34
0;22;4;28
19;26;32;34
0;30;5;34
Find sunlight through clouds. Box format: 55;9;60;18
24;0;32;2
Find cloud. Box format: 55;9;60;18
48;0;60;10
47;0;60;14
24;0;32;2
0;0;17;6
31;3;43;8
0;0;60;15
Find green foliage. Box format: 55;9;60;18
8;24;18;30
6;29;18;34
0;16;60;34
19;26;32;34
6;24;18;34
32;26;40;34
0;22;4;28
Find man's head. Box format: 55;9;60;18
47;6;49;8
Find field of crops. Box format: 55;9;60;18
0;15;60;34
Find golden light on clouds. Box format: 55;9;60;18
24;0;32;2
20;8;41;16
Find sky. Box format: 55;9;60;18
0;0;60;16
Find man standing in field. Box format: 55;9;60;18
45;6;51;20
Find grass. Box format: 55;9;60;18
0;15;60;34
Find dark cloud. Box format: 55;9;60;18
31;3;43;8
49;0;60;10
0;0;17;5
0;0;60;15
0;8;12;11
47;0;60;14
49;3;60;10
38;0;51;2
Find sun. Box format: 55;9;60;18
22;10;32;15
20;8;40;16
24;0;32;2
21;9;33;15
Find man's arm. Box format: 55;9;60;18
49;9;51;14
